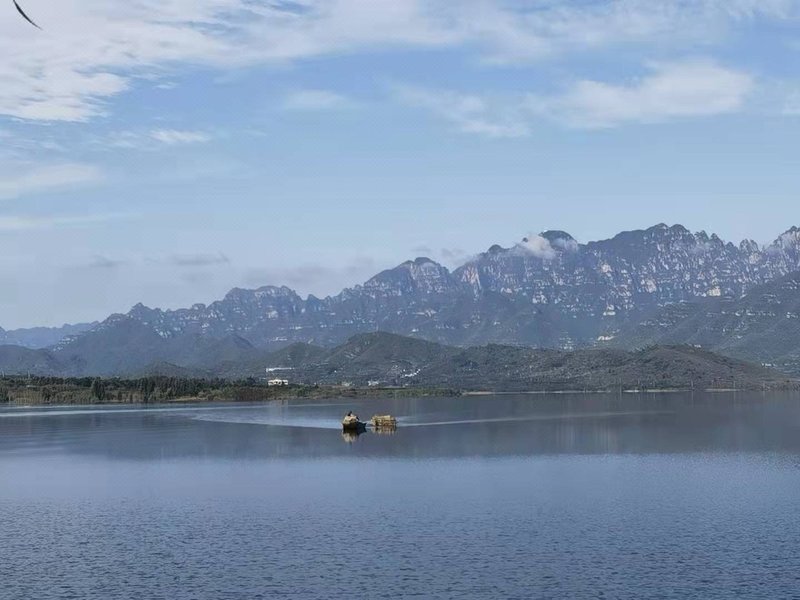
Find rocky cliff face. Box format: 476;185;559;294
456;224;796;309
613;270;800;374
52;224;800;362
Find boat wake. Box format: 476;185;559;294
402;410;673;427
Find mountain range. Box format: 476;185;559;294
2;223;800;377
0;322;96;349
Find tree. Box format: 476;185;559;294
90;378;106;402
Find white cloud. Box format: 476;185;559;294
0;129;67;161
516;236;557;260
0;1;790;123
0;0;453;122
551;237;579;253
392;84;529;138
474;0;792;62
149;129;212;145
104;128;212;149
527;60;754;127
781;86;800;115
0;163;103;200
393;60;753;136
282;89;355;111
0;212;129;231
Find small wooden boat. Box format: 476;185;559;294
342;414;366;432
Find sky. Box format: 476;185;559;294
1;0;800;328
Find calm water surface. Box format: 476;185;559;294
2;393;800;599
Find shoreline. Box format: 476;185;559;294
464;387;760;395
3;386;798;409
3;373;797;408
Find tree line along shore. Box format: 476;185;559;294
1;372;797;407
0;376;460;406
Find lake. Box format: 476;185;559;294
2;392;800;599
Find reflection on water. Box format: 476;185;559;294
371;426;396;435
342;424;398;443
2;392;800;599
2;391;800;459
341;430;362;443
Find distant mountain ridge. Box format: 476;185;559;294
64;223;800;346
3;223;800;375
0;322;96;349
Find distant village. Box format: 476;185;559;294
265;368;381;388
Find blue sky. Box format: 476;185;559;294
1;0;800;327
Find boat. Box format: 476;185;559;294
370;415;397;431
342;413;366;432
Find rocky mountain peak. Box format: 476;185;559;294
539;230;575;243
775;226;800;247
364;257;454;296
128;303;158;320
40;222;800;359
739;239;760;254
224;285;296;301
538;230;578;252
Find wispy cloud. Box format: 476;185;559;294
439;247;471;266
392;84;529;138
87;255;126;269
170;253;230;267
0;163;103;200
528;60;754;128
105;128;212;150
411;245;471;266
282;89;355;111
516;236;558;260
467;0;792;63
149;129;212;145
0;212;130;231
0;1;790;123
780;85;800;115
393;59;753;136
80;253;226;270
243;257;379;295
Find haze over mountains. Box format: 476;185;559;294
2;223;800;378
0;322;96;349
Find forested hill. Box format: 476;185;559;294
2;332;795;392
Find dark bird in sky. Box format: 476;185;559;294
13;0;41;29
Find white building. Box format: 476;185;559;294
268;378;289;387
